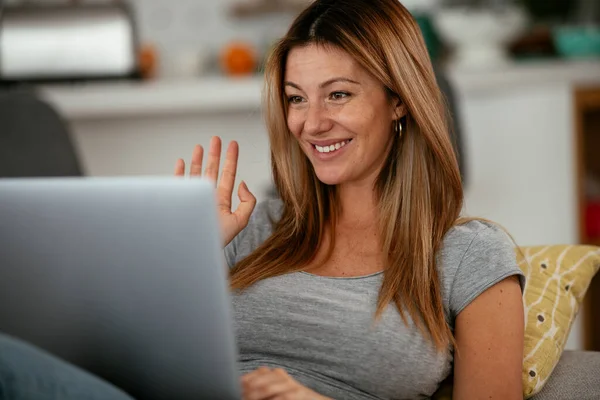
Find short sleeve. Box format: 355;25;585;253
448;223;525;318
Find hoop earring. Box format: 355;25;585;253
395;119;403;136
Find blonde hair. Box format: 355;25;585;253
230;0;463;350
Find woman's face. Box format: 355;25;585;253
284;44;404;186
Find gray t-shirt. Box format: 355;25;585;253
225;199;525;400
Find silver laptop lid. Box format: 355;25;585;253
0;177;240;400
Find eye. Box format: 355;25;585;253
287;95;304;104
330;91;350;101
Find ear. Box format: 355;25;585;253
393;99;407;120
389;94;407;120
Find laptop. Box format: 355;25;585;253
0;177;241;400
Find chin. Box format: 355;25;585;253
313;168;346;186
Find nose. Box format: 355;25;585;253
303;101;333;136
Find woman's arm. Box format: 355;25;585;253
452;276;524;400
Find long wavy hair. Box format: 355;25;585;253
230;0;463;350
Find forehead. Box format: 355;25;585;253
285;44;362;81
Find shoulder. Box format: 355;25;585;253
224;198;283;268
438;220;524;321
440;220;514;261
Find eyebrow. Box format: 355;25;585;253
284;77;360;90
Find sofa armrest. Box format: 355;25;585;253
530;350;600;400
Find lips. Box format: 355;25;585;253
311;139;353;154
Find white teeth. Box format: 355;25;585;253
314;139;350;154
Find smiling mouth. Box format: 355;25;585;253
312;139;352;154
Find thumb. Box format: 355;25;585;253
234;181;256;225
238;181;255;202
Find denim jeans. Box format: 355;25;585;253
0;333;134;400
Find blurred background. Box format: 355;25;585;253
1;0;599;350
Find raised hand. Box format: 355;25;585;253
175;136;256;247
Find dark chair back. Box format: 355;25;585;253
0;90;82;178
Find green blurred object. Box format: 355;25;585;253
414;13;442;63
553;26;600;59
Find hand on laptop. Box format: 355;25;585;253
174;136;256;247
241;367;331;400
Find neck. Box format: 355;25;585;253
337;178;378;229
335;137;395;230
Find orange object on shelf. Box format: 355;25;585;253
138;44;158;80
220;41;257;77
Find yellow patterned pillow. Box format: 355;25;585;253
518;245;600;398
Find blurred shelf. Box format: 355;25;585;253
36;59;600;121
38;76;264;120
446;59;600;95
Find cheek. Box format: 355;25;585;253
359;105;390;139
341;111;376;142
286;112;303;138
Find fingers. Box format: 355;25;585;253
242;368;293;400
245;380;290;400
233;181;256;227
204;136;222;183
241;366;271;384
174;158;185;176
217;141;239;210
189;144;203;176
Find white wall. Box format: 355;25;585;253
459;83;578;246
69;110;274;199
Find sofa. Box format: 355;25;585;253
530;350;600;399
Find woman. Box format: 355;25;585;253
175;0;525;399
0;1;523;399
